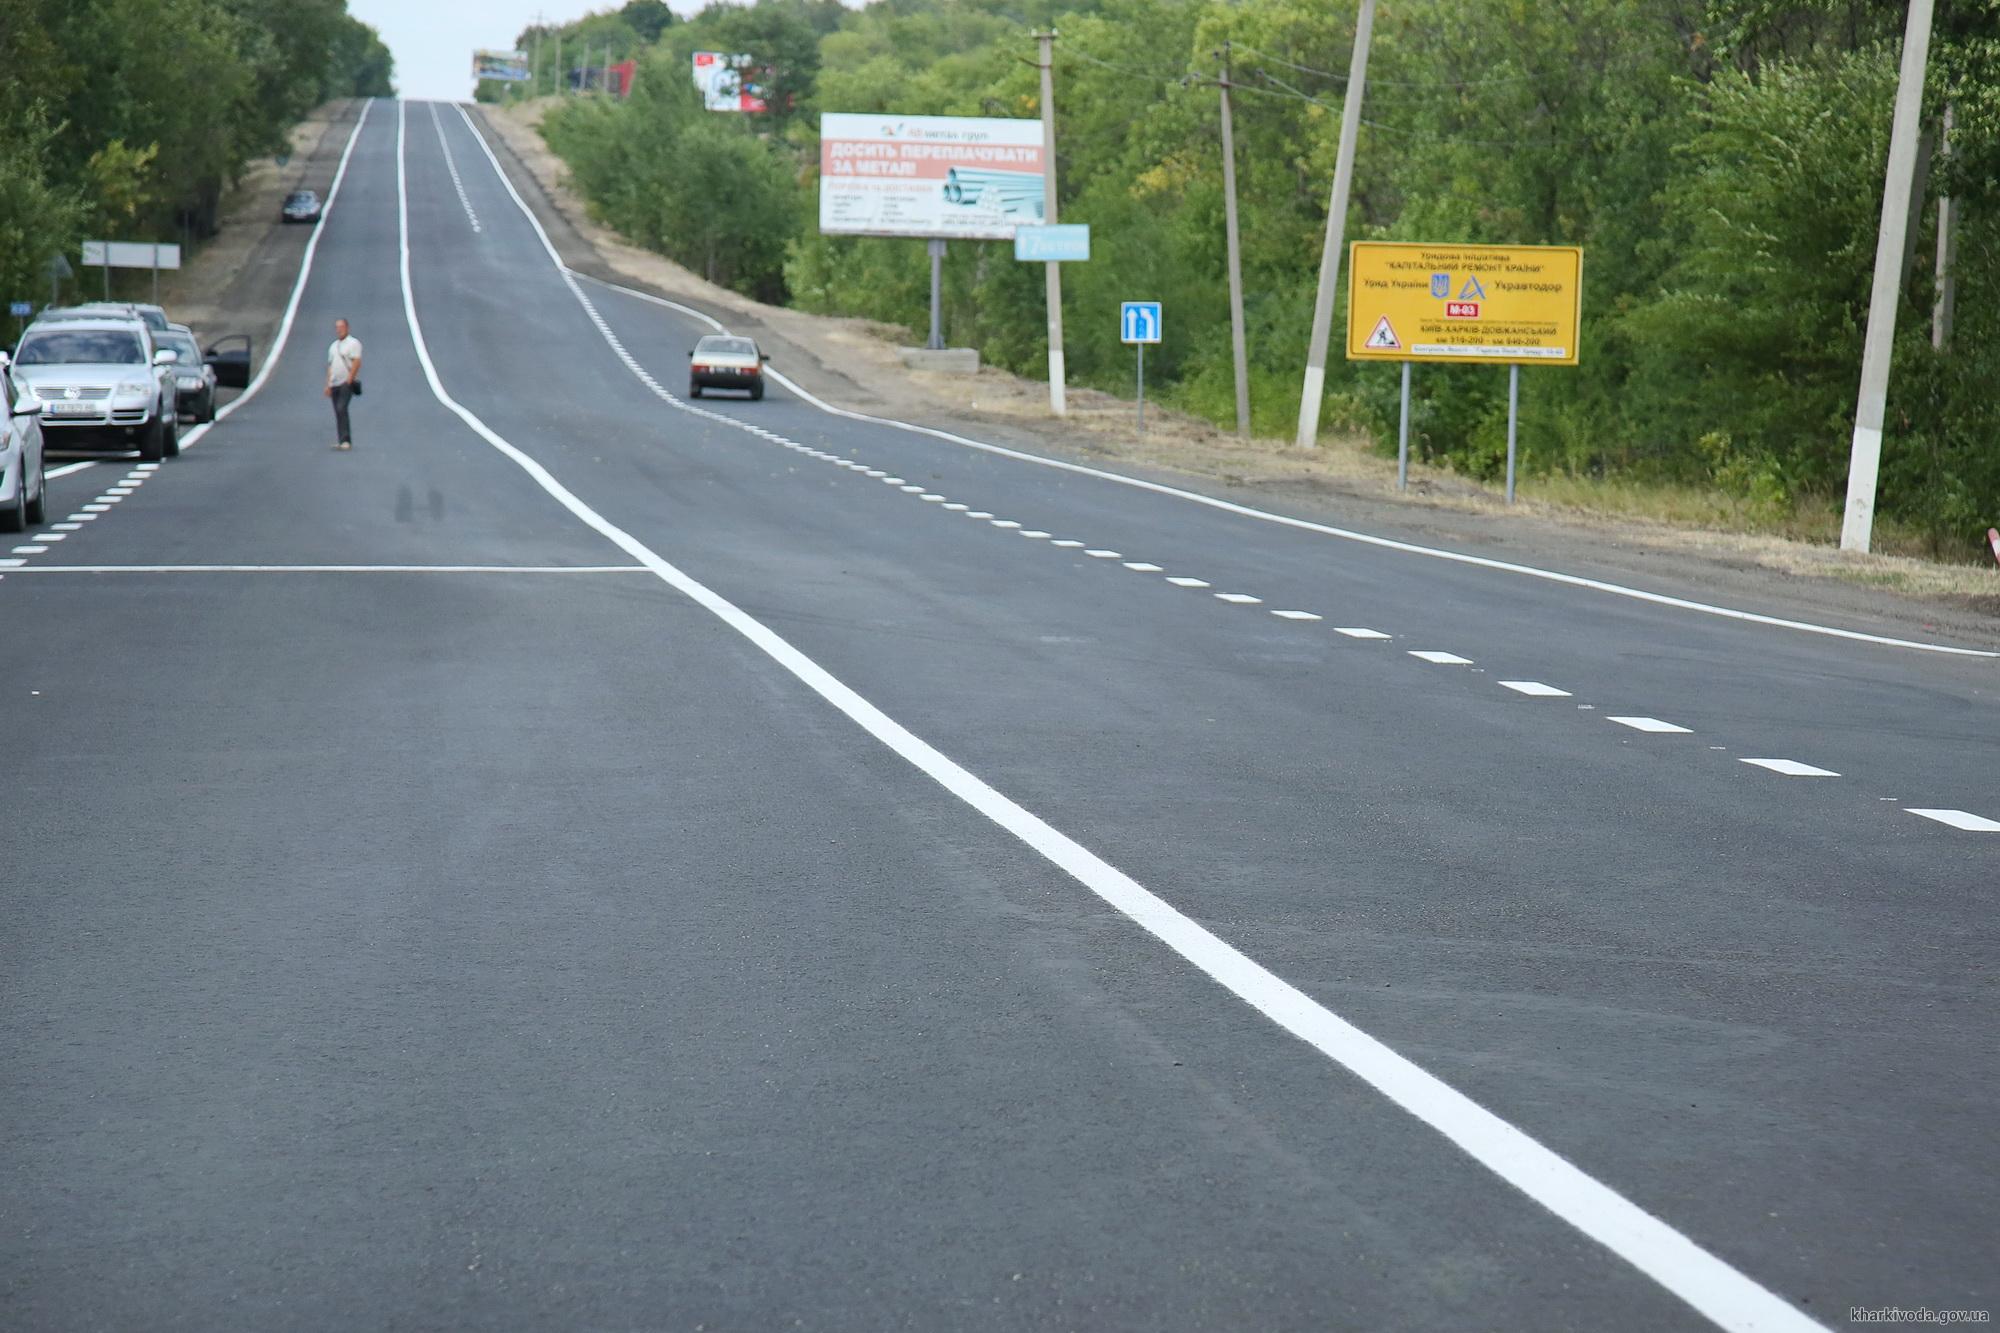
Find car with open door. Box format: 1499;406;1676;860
0;352;48;532
203;333;252;391
157;325;217;423
688;335;769;400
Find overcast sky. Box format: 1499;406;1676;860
348;1;705;103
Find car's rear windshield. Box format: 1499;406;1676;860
696;337;756;356
15;330;146;365
157;331;199;361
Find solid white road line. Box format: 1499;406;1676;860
5;564;651;574
1739;759;1840;778
1609;717;1693;734
45;461;99;480
1905;808;2000;832
451;102;1821;1332
1499;681;1573;697
1409;650;1473;665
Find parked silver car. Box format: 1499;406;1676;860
0;352;48;532
157;324;217;423
39;301;172;335
11;316;180;460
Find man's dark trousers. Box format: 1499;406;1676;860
330;383;356;445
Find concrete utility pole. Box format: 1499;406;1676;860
1933;102;1957;350
1218;42;1251;437
1295;0;1378;449
553;33;563;95
1035;30;1067;416
1839;0;1936;554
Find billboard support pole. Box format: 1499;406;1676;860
1036;31;1066;417
1295;0;1377;449
927;239;946;350
1505;365;1520;505
1397;362;1411;490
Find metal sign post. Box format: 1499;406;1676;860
926;239;946;350
1119;300;1162;433
1397;362;1412;490
1505;365;1520;504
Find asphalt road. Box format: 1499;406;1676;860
1;100;1993;1332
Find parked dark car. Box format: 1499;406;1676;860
282;190;322;224
157;325;217;423
203;333;253;390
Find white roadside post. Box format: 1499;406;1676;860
1295;0;1379;449
1839;0;1936;554
1035;31;1067;416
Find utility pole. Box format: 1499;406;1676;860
553;33;562;95
1839;0;1935;554
1294;0;1378;449
1035;30;1067;416
1933;102;1957;350
1218;42;1251;437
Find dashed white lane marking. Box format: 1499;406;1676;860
452;102;1827;1331
51;523;82;532
1050;539;1085;548
1122;561;1163;572
1334;627;1391;639
81;505;111;513
65;514;97;522
1019;531;1051;539
992;520;1022;529
863;469;886;477
1905;808;2000;832
920;494;945;501
95;495;124;503
1166;576;1210;588
1409;650;1472;664
427;101;482;232
0;559;23;567
1086;549;1123;559
1215;592;1262;604
31;532;65;541
1740;758;1840;778
11;547;47;555
1609;716;1693;734
967;511;994;520
1499;680;1572;697
105;487;135;495
943;503;968;511
883;477;906;485
899;484;925;493
134;463;160;471
1272;610;1322;621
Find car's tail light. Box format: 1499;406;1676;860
691;363;710;373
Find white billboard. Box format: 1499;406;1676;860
692;52;767;112
819;113;1046;240
474;50;531;82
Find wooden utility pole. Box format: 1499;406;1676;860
1295;0;1378;449
1218;42;1251;437
1839;0;1935;553
1035;30;1067;416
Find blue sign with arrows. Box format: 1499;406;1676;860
1120;300;1162;345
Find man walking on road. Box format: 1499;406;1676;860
325;318;363;450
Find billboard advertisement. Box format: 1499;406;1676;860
692;52;767;112
819;113;1046;240
473;50;531;82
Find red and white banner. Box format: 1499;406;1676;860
692;52;766;112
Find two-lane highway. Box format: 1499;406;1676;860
1;100;1991;1332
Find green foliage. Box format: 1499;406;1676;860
536;0;2000;550
0;0;393;312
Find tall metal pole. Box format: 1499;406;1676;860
1840;0;1935;553
927;239;945;350
1218;43;1251;437
1933;102;1957;350
1036;31;1067;416
1294;0;1378;449
1396;361;1411;490
1505;364;1520;504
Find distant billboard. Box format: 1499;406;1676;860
474;50;531;82
819;113;1045;241
692;52;767;112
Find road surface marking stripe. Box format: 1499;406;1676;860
992;520;1022;529
1272;610;1322;621
1905;808;2000;832
82;505;111;513
943;502;968;510
51;523;82;531
454;98;1820;1332
1739;759;1840;777
882;476;905;484
1020;531;1051;539
1123;561;1163;571
1215;592;1262;604
31;532;65;541
3;564;652;574
65;514;96;522
1334;627;1391;638
11;546;48;555
0;559;23;567
46;462;98;480
921;494;946;501
1166;576;1209;587
1086;549;1122;559
1051;539;1084;548
1409;650;1472;664
1609;716;1692;734
1499;681;1572;697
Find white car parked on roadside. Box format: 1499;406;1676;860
0;352;48;532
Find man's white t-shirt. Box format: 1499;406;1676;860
327;335;363;389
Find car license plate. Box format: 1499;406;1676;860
46;401;99;417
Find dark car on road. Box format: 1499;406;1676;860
688;335;769;401
157;324;217;423
282;189;322;224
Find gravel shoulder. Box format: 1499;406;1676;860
474;97;1999;650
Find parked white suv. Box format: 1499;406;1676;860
11;315;180;460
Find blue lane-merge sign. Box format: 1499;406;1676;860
8;301;30;318
1014;225;1091;263
1120;301;1162;344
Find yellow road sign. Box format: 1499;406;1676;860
1346;242;1583;366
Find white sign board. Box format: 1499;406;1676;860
82;241;181;270
819;114;1046;240
692;52;767;112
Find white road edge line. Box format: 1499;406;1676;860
3;564;650;574
559;248;1987;663
449;99;1820;1333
